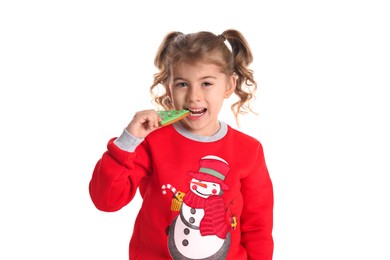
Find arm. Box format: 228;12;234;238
240;142;274;259
89;130;149;212
89;109;161;212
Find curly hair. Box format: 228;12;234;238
150;29;257;123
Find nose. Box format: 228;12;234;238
191;181;207;188
186;86;202;102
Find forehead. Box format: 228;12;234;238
172;62;224;77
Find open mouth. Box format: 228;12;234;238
188;108;207;117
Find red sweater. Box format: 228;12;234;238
89;123;273;259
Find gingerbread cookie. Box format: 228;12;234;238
158;110;190;126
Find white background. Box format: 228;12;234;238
1;0;389;259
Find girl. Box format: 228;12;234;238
89;29;273;259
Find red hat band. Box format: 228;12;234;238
199;159;229;181
188;157;230;190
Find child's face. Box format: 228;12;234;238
168;61;236;136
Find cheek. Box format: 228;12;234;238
212;189;217;195
170;93;184;108
192;185;197;190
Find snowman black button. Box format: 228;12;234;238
182;239;189;246
190;208;196;214
184;228;190;235
189;217;195;223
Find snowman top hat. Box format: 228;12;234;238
188;155;230;190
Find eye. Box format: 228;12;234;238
202;81;212;87
175;82;188;88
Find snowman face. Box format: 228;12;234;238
190;178;222;198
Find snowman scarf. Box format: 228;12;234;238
183;191;229;239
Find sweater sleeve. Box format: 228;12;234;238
240;142;274;259
89;133;150;212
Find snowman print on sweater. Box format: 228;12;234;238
162;155;232;260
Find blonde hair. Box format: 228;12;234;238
150;29;257;123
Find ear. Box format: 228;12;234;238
224;73;237;98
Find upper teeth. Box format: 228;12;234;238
190;108;204;113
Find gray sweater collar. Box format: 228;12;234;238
172;121;228;142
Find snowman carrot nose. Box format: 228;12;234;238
191;181;207;188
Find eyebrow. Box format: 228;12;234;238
173;76;217;81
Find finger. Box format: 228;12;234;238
146;110;160;129
153;111;162;128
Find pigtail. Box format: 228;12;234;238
222;30;258;119
150;32;183;109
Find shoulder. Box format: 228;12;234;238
226;125;265;154
227;125;261;144
144;125;178;144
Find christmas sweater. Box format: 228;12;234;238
89;122;273;259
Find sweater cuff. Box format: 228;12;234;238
113;129;144;152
